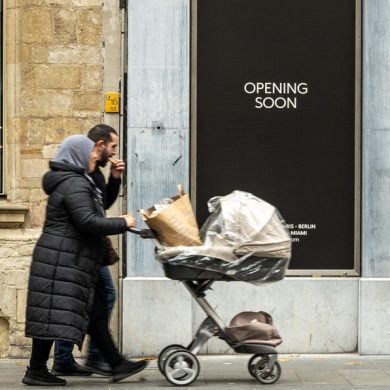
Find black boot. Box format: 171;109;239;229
84;357;112;376
22;367;67;386
111;359;148;382
52;357;92;376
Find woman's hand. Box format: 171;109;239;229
121;213;137;228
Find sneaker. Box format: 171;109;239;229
22;367;67;386
111;359;148;383
84;358;112;376
52;358;92;377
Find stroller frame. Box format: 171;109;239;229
158;277;281;386
130;228;281;386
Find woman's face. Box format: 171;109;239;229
89;147;100;173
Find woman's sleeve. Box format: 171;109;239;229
63;179;128;236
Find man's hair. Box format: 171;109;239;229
87;124;118;144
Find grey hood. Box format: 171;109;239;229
52;134;95;174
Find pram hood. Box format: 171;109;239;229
156;191;291;283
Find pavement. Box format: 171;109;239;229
1;354;390;389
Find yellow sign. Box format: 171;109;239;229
104;92;120;113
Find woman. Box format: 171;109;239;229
22;135;147;386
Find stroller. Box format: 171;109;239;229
131;191;291;386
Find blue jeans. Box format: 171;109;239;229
54;266;116;364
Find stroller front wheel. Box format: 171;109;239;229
158;344;186;375
163;349;200;386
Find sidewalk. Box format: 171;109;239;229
1;354;390;389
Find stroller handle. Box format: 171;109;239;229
128;227;155;239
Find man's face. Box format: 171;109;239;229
98;133;119;167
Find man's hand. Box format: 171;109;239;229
110;159;125;179
120;213;137;228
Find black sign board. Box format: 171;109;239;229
194;0;358;270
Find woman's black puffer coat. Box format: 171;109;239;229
25;161;128;348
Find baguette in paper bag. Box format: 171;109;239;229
139;185;202;246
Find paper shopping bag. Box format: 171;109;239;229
139;185;202;246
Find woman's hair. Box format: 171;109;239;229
87;124;118;145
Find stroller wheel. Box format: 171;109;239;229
163;349;200;386
158;344;186;375
253;357;281;384
248;354;264;378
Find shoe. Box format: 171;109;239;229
111;359;148;383
22;367;67;386
51;358;92;377
84;358;112;376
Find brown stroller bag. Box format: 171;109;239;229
225;311;282;347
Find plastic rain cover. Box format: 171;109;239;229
156;191;292;283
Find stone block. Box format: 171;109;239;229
82;65;102;89
44;0;71;6
77;8;102;45
5;64;17;117
15;118;28;145
21;8;53;44
26;202;47;228
17;0;44;5
0;318;10;358
8;345;31;358
17;243;36;257
359;279;390;353
6;0;16;8
123;278;193;357
19;177;42;189
20;159;48;178
42;144;59;159
80;116;103;133
23;64;82;89
5;189;30;203
27;119;46;145
29;188;47;203
72;0;102;7
53;8;77;44
21;89;72;116
8;270;29;287
20;147;42;158
6;9;16;45
17;44;32;63
73;91;101;112
0;286;16;317
17;289;28;323
31;45;49;63
9;334;31;347
48;45;101;64
7;44;17;65
45;118;82;143
4;118;17;144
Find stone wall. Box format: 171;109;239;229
1;0;107;357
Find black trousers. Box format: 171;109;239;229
30;276;122;370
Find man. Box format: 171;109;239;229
52;124;125;377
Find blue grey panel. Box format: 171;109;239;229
127;128;189;276
362;0;390;277
127;0;190;276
